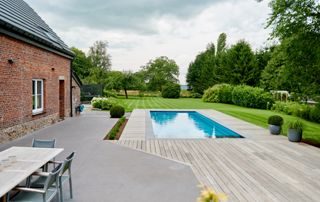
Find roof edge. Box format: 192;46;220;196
72;70;83;87
0;22;74;59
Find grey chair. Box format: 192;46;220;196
31;152;75;202
32;139;56;171
7;163;62;202
32;139;56;148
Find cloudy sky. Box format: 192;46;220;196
25;0;272;84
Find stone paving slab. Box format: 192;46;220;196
0;111;199;202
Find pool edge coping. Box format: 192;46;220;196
120;109;279;141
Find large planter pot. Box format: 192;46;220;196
269;125;281;135
288;129;302;142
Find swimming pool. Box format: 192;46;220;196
150;111;243;139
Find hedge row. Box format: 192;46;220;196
203;84;274;109
105;116;126;140
91;97;118;110
272;101;320;123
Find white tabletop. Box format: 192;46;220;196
0;146;63;197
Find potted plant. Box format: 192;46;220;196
268;115;284;135
287;120;304;142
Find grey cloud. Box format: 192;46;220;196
25;0;225;34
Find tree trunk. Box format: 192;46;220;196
124;88;128;99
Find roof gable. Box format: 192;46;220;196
0;0;74;57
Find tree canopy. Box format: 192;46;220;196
141;56;179;91
262;0;320;97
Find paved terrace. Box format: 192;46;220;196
116;109;320;201
0;110;199;202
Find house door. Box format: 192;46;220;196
59;80;65;118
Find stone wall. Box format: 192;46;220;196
72;77;81;116
0;113;59;143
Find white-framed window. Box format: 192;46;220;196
32;79;44;114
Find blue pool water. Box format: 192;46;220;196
150;111;243;139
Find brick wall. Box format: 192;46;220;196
72;77;81;115
0;34;72;141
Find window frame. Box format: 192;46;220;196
32;79;44;114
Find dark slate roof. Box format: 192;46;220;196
0;0;74;58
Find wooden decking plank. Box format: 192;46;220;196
200;140;252;201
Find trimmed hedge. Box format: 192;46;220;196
203;84;274;110
231;85;274;109
110;105;125;118
202;84;234;104
105;116;126;140
162;83;181;98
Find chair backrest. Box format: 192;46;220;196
32;138;56;148
44;163;62;191
61;152;75;175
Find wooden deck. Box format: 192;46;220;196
113;138;320;201
115;109;320;201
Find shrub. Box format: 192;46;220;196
272;101;313;121
268;115;284;126
288;119;304;132
309;107;320;123
110;105;125;118
203;84;234;104
191;92;202;98
101;98;117;110
161;83;181;98
180;90;191;98
91;97;107;109
231;85;274;109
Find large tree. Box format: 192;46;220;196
187;33;228;94
88;41;111;71
105;71;142;99
263;0;320;96
142;56;179;91
71;47;93;81
220;40;259;86
187;44;216;94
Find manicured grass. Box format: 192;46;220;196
116;96;320;146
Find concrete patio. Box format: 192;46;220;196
0;111;199;202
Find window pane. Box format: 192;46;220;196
32;95;36;110
32;80;35;95
37;95;42;109
37;81;42;95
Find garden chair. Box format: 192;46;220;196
7;163;62;202
32;138;56;148
30;152;75;202
32;138;56;171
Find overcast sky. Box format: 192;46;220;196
25;0;272;84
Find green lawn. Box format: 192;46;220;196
116;96;320;146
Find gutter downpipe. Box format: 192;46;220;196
70;59;73;117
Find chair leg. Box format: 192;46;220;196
59;178;63;202
42;193;46;202
69;176;73;199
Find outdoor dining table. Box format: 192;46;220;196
0;146;63;200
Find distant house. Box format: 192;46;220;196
0;0;80;143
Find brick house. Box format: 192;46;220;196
0;0;80;143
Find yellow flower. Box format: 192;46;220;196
197;186;227;202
